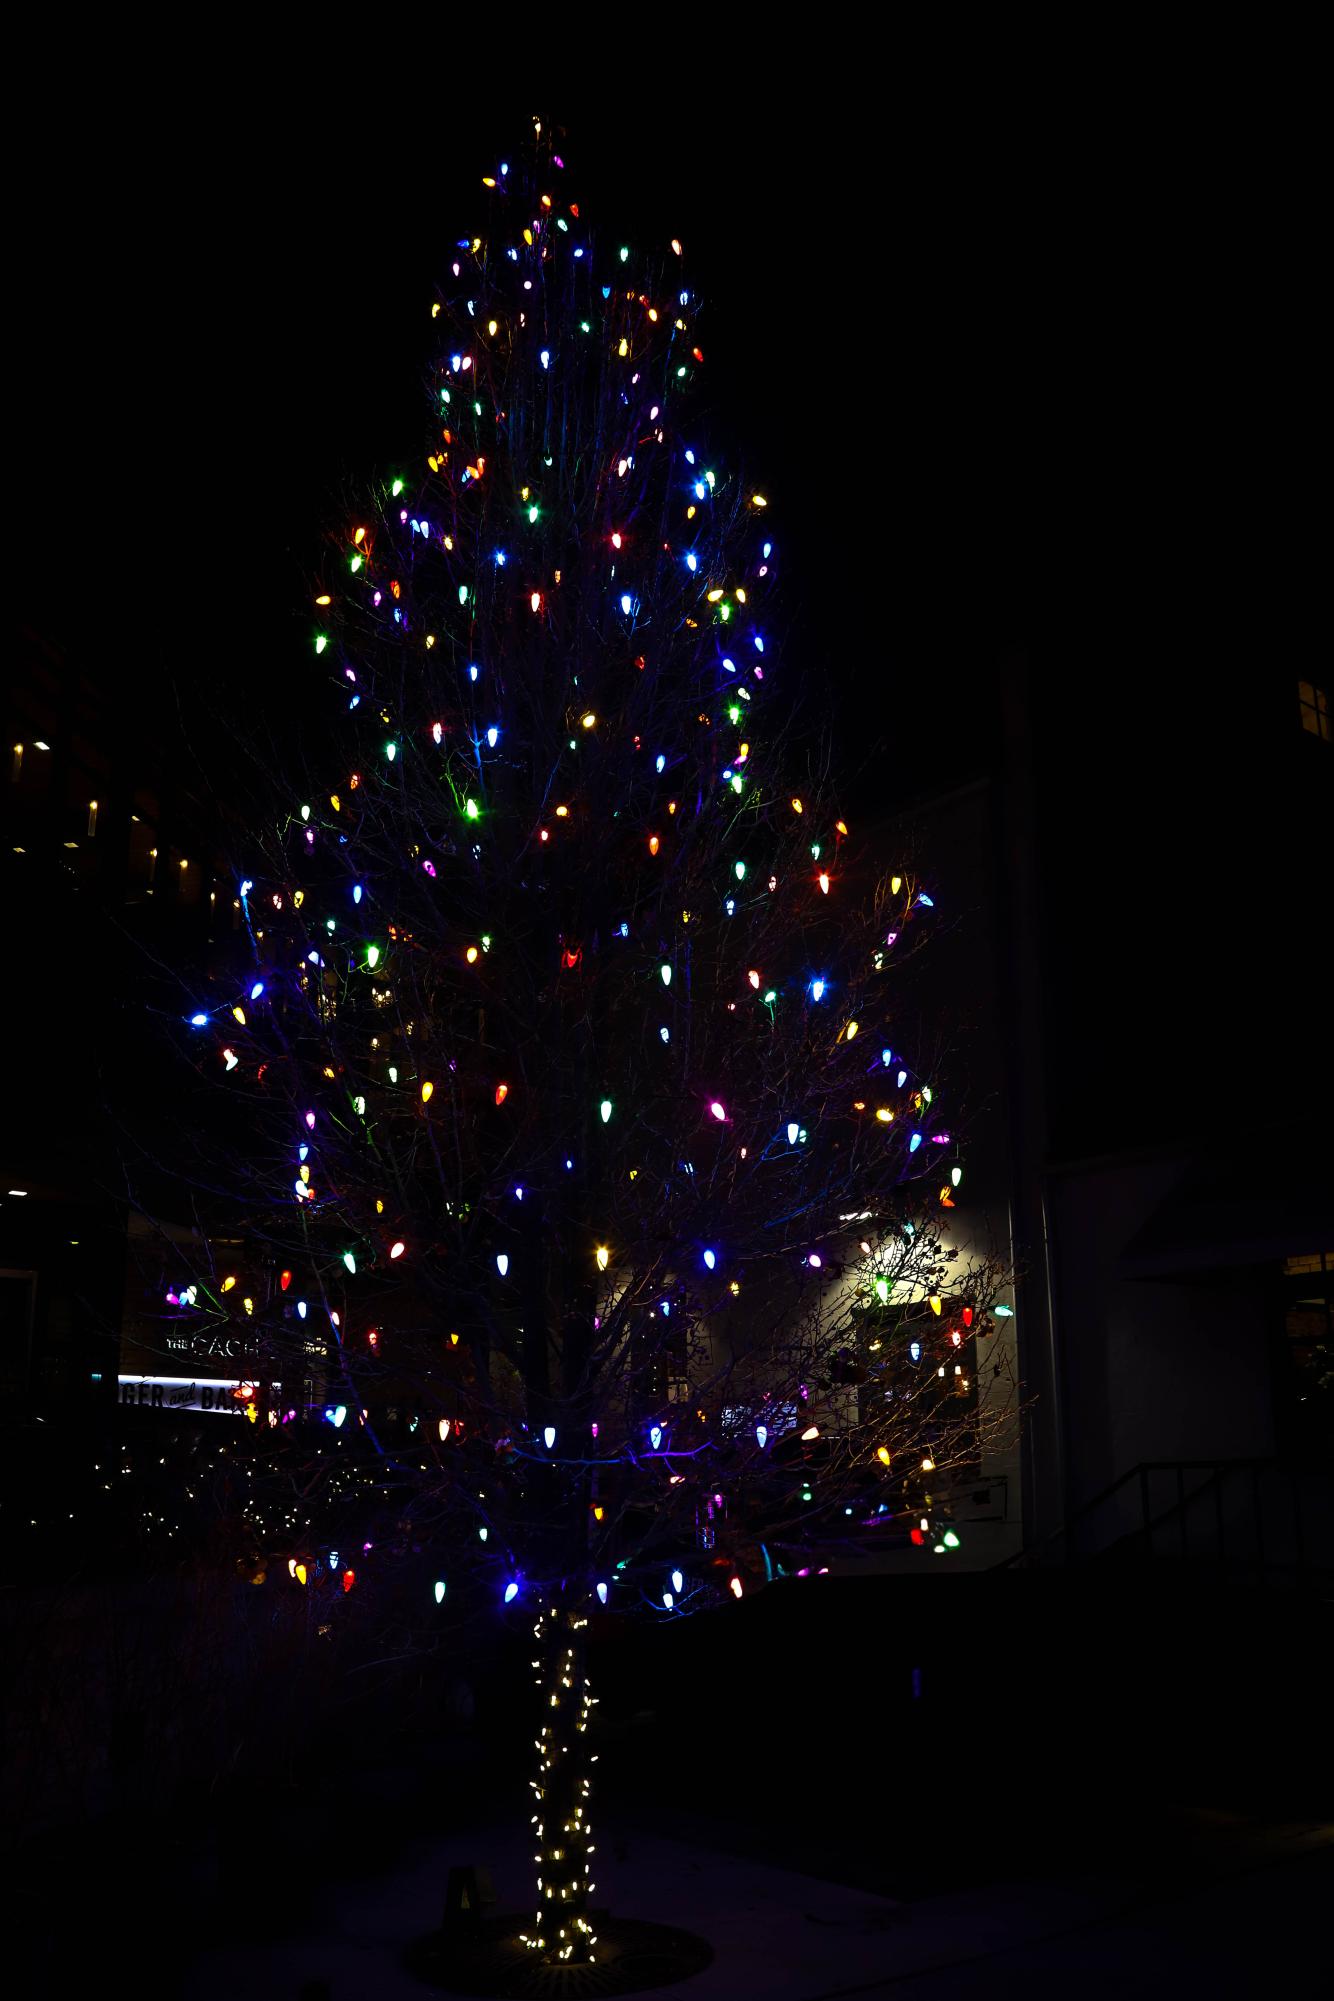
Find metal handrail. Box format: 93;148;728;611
996;1456;1323;1582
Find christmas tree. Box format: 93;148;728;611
171;121;1013;1978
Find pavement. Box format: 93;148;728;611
180;1809;1334;2000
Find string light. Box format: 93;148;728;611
102;146;1000;1985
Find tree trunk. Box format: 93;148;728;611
522;1582;599;1968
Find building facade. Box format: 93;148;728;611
889;650;1333;1575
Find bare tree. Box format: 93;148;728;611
160;121;1015;1978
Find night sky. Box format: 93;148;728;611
15;88;1325;1164
15;97;1036;811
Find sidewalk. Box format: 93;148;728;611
182;1812;1334;2000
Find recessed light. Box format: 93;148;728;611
8;1189;29;1197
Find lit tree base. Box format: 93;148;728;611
406;1913;714;1998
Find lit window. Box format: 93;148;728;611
1279;1252;1333;1447
1298;681;1330;741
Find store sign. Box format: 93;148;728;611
118;1374;250;1413
163;1329;267;1365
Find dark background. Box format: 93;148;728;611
13;93;1037;784
9;80;1325;1192
16;85;1320;1167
